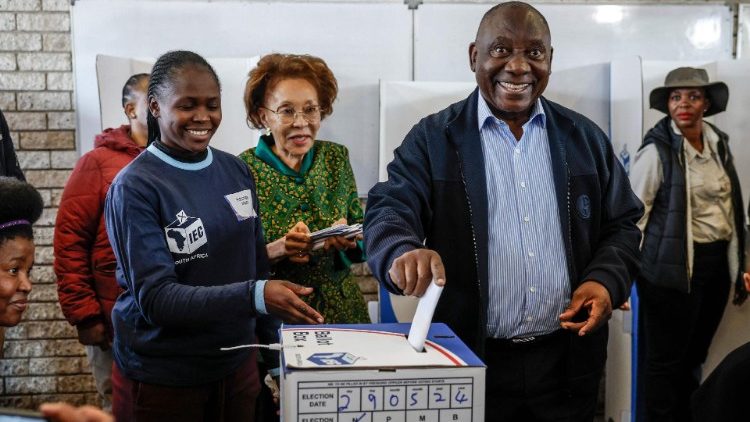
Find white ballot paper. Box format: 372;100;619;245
407;280;444;352
309;223;363;250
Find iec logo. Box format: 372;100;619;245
307;352;359;366
164;210;208;254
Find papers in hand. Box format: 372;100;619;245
310;223;363;250
407;281;444;352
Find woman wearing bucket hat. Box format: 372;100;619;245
631;67;746;421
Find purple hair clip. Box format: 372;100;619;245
0;219;31;231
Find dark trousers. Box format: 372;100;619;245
484;329;605;422
112;352;261;422
638;240;731;422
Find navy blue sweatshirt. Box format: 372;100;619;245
105;143;275;386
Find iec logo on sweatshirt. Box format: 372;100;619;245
164;210;208;255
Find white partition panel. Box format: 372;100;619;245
95;56;153;133
72;0;413;194
605;56;643;422
707;59;750;378
739;5;750;59
414;3;732;81
378;81;475;182
545;63;610;135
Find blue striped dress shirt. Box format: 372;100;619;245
477;95;570;339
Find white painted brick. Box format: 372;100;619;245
10;131;19;148
18;91;70;110
49;188;62;206
34;245;54;264
36;188;51;205
0;92;15;109
0;53;15;70
16;12;69;31
0;12;15;30
35;207;55;226
0;0;41;12
16;150;50;169
24;302;64;320
25;320;75;338
58;374;97;393
4;375;57;394
28;283;58;302
29;357;85;375
3;111;46;130
1;359;30;376
0;71;45;90
50;150;76;168
24;168;70;188
30;263;54;283
19;130;75;149
47;71;72;90
42;32;69;51
0;33;42;51
17;52;70;71
47;111;74;129
4;324;26;340
41;0;67;11
32;226;53;245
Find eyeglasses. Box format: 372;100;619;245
260;105;323;124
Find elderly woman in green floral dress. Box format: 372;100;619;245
239;53;369;324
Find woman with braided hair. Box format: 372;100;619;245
0;176;43;354
104;50;324;421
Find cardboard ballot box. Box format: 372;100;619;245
280;323;486;422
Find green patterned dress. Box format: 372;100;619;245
239;136;369;324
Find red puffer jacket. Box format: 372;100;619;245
54;125;143;337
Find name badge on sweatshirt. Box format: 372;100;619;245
224;190;256;221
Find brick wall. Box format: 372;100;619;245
0;0;100;409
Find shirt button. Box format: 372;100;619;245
520;182;526;188
300;203;310;212
514;149;521;155
526;316;533;322
523;216;530;222
528;251;535;257
529;287;536;292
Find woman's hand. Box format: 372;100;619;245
76;322;110;350
264;280;323;324
266;221;312;264
323;218;359;251
40;402;113;422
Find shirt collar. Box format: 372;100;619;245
254;134;314;177
477;94;546;132
671;119;718;161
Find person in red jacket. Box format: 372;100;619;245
54;73;149;410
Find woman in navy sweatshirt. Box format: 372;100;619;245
104;50;323;422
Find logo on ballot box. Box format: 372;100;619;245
307;352;360;366
165;210;207;254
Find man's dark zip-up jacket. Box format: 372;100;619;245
365;88;643;358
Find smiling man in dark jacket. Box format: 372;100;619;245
364;2;643;420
